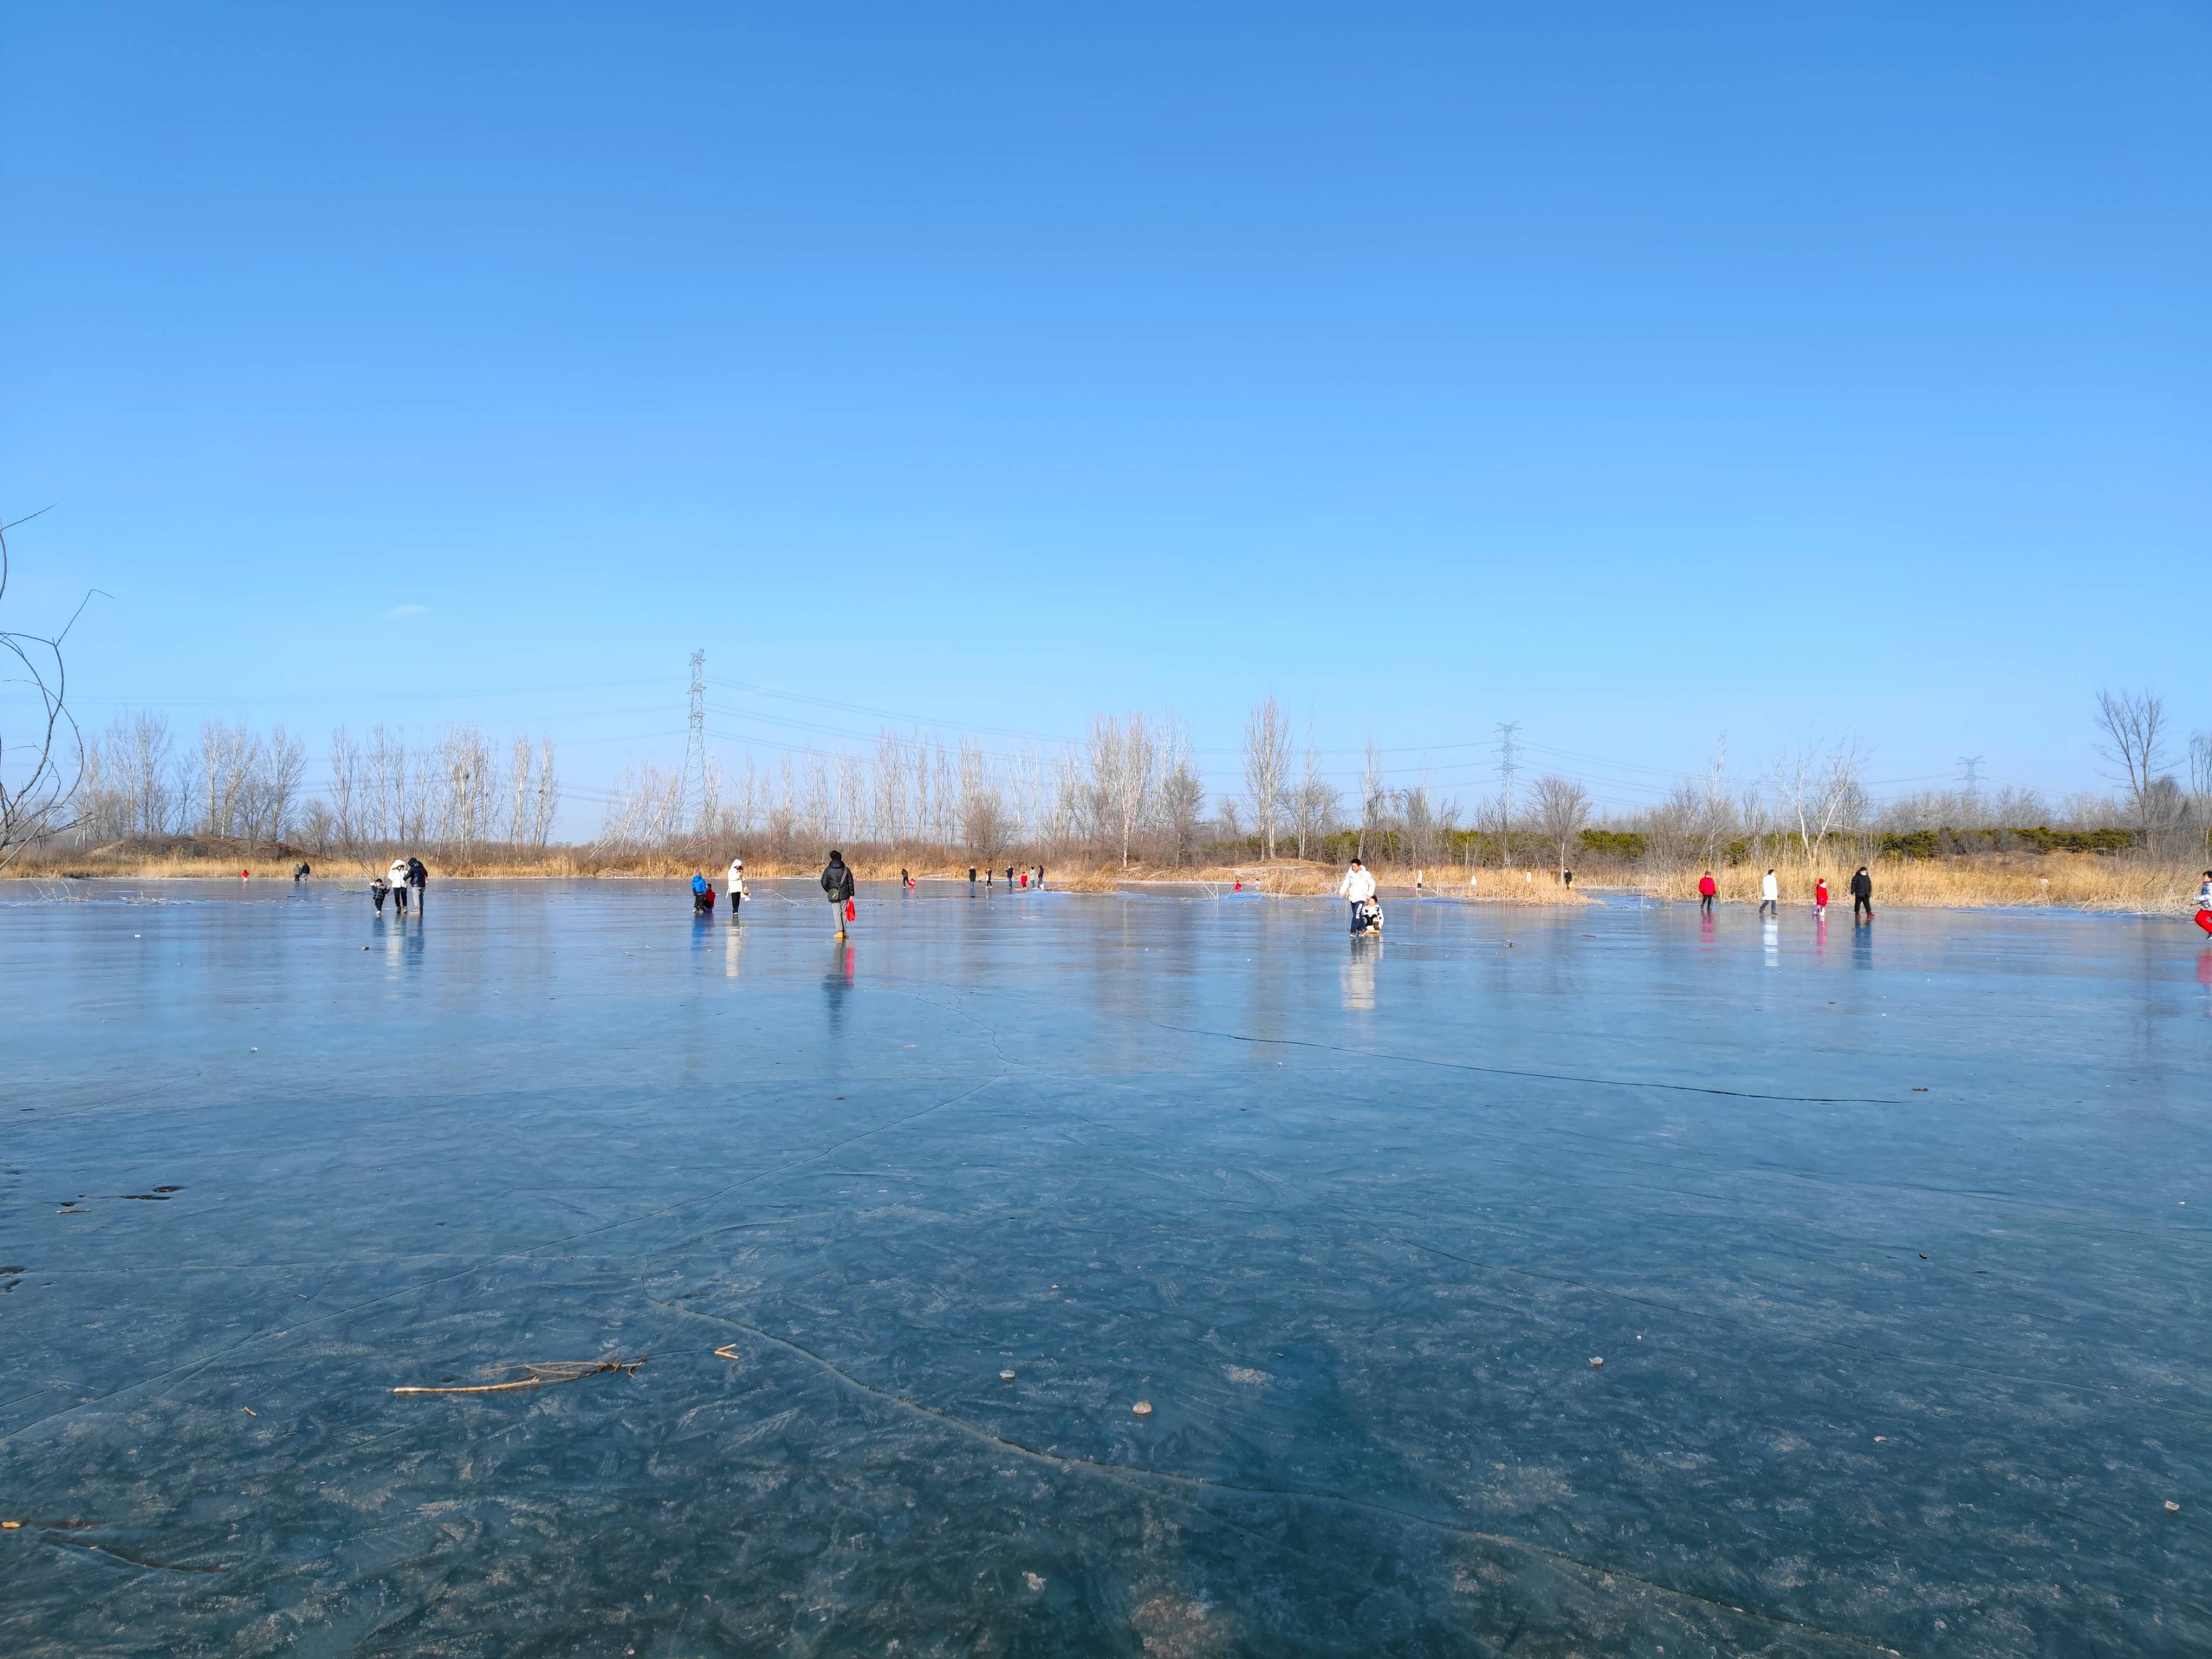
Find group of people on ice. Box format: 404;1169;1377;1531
1698;865;1875;921
690;856;751;916
369;856;427;914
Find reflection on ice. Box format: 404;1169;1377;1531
2;879;2207;1656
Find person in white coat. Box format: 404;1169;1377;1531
1339;858;1379;934
726;856;747;915
387;856;412;915
1758;867;1779;918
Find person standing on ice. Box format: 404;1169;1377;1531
726;856;745;914
2194;870;2212;937
387;856;412;915
1697;870;1717;914
1814;876;1830;917
1339;858;1378;934
1758;868;1779;918
1850;866;1874;922
821;848;855;940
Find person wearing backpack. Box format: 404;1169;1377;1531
821;849;856;939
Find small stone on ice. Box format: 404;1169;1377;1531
1132;1400;1152;1416
1589;1357;1603;1368
2166;1500;2181;1513
1000;1370;1015;1382
1875;1436;1887;1442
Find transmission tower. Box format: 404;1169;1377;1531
1958;754;1984;805
682;650;708;832
1495;721;1520;862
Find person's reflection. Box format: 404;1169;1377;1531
2198;948;2212;1016
1341;941;1378;1010
1762;916;1778;966
725;921;745;979
1699;909;1716;945
1853;921;1873;970
1815;913;1828;956
823;938;855;1040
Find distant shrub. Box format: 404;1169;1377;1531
1577;829;1647;861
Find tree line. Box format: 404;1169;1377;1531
69;714;558;857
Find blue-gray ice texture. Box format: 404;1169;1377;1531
2;879;2207;1656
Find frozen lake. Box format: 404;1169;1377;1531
3;878;2207;1656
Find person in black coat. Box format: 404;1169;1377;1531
1849;866;1873;922
821;850;856;938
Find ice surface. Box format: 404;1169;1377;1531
2;879;2207;1655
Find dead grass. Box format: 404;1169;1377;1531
1627;850;2205;914
24;838;2191;914
8;839;1588;905
1051;858;1588;905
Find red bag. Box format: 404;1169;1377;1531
845;898;857;921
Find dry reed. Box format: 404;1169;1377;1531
1629;850;2205;914
18;837;2201;915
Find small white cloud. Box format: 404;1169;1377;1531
386;603;428;619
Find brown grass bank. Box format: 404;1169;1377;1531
1624;850;2206;914
10;838;1588;905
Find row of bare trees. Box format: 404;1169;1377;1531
68;714;558;858
75;714;309;847
318;724;558;856
596;715;1215;869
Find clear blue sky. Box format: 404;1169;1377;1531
4;4;2205;822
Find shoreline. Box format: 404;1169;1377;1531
8;837;2203;916
8;867;2204;920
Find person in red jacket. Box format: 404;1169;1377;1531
1697;870;1717;915
2195;870;2212;935
1814;877;1830;916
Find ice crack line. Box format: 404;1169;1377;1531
1;1067;1011;1446
652;1297;1904;1657
1148;1019;1904;1106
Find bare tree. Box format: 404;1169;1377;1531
1291;729;1338;860
960;780;1009;870
1771;738;1866;872
1086;712;1156;869
262;726;306;844
1400;783;1440;870
1241;696;1290;860
2094;688;2168;834
531;737;559;847
0;512;90;867
1158;758;1205;867
1358;735;1384;861
1531;774;1591;877
437;724;498;855
330;727;364;852
2191;732;2212;854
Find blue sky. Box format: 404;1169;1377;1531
4;4;2205;823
